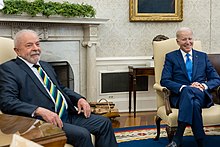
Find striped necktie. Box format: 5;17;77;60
185;53;192;81
33;64;68;121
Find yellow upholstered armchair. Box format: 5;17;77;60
152;38;220;142
0;37;16;64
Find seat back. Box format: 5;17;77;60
207;54;220;75
0;37;16;114
0;37;16;145
153;38;202;108
0;37;16;64
207;54;220;104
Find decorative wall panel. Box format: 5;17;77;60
69;0;215;57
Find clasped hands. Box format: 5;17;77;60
190;82;205;91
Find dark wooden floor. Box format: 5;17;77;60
111;111;157;128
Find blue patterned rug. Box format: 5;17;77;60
114;125;220;147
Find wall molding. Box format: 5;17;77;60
96;56;156;112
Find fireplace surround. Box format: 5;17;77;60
0;15;108;102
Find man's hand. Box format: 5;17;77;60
34;107;63;128
190;82;205;91
77;98;91;118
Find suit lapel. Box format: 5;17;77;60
15;58;51;99
192;49;199;80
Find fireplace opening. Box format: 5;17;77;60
48;61;74;90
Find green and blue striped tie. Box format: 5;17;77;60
34;65;68;121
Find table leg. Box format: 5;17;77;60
133;76;137;118
129;74;133;113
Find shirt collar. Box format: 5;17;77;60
180;49;192;58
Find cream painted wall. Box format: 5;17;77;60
59;0;220;57
49;0;220;111
211;0;220;53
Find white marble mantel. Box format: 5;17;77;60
0;15;108;101
0;14;108;24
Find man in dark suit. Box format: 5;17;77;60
0;29;118;147
161;27;220;147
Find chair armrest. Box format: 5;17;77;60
212;85;220;104
153;83;167;91
153;83;172;115
216;86;220;98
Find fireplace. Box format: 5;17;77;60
49;61;74;90
0;16;108;102
40;40;79;92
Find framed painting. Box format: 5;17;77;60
129;0;183;22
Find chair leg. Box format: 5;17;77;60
154;116;162;141
166;126;177;142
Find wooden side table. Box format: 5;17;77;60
128;66;155;117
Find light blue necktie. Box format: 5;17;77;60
34;64;68;121
185;53;192;81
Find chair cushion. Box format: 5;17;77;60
202;105;220;126
157;104;220;127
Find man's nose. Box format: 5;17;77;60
185;39;190;44
32;44;39;49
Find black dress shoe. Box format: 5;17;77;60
166;141;178;147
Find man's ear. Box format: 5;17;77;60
14;48;19;55
176;39;180;46
14;48;17;52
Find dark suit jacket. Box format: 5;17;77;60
161;49;220;108
0;57;83;119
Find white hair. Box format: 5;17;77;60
14;29;38;47
176;27;193;38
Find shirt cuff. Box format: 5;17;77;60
202;83;208;90
31;107;38;117
180;85;187;92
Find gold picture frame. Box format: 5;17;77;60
129;0;183;22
